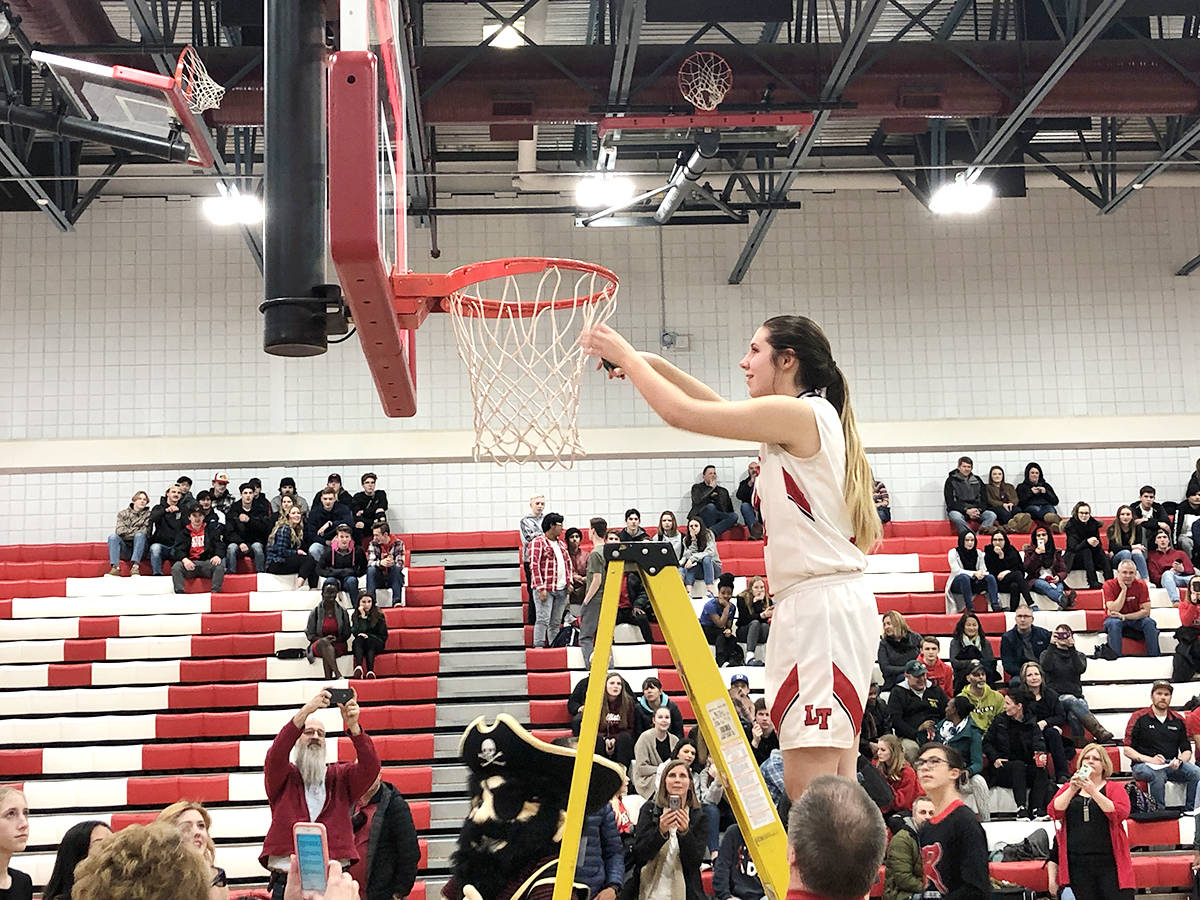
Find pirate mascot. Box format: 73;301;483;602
443;714;624;900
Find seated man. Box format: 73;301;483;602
617;508;648;542
365;524;406;607
786;775;887;900
312;471;354;511
886;660;949;760
999;605;1052;684
1132;485;1171;548
194;490;224;527
308;488;354;565
272;476;309;516
689;465;739;539
919;635;954;696
749;698;779;764
1099;559;1159;660
248;477;272;517
352;472;390;542
1124;680;1200;813
209;471;234;515
225;481;270;575
107;491;151;577
170;506;225;594
736;460;763;540
1149;529;1195;605
148;484;188;575
320;524;367;603
174;475;196;511
943;456;997;536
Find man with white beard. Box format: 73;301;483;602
259;688;381;900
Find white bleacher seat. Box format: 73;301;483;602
13;595;209;619
229;771;266;802
0;640;59;663
2;663;49;688
1152;607;1182;628
256;678;344;708
0;713;158;745
236;739;275;768
22;777;129;810
565;646;585;669
273;631;309;653
864;553;920;574
256;573;296;592
92;659;182;686
1083;681;1200;711
568;666;767;693
281;610;308;630
614;623;645;644
43;744;143;776
28;812;113;847
249;590;321;612
1151;588;1175;608
120;613;205;637
65;576;176;597
864;572;935;593
4;685;169;716
0;618;77;640
1083;656;1172;682
611;645;654;668
107;634;193;660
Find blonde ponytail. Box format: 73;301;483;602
835;371;881;552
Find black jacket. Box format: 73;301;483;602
356;781;419;900
859;698;893;757
1016;464;1059;510
628;801;708;900
225;502;271;545
735;476;755;506
353;489;390;531
306;602;352;646
712;825;762;900
886;681;949;741
1026;687;1065;729
982;710;1045;767
308;502;354;542
1063;516;1103;555
172;521;224;561
321;543;368;579
1038;644;1087;697
312;488;355;511
947;634;998;692
877;632;923;690
943;469;988;515
352;610;389;648
634;695;684;739
1131;500;1170;548
149;499;188;547
688;482;733;519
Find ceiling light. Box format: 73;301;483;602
575;174;636;209
483;17;525;49
203;185;263;225
929;172;994;215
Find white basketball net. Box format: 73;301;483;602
175;45;225;113
445;265;619;469
678;51;733;111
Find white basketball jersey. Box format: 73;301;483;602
753;395;867;589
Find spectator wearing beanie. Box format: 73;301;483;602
272;477;309;516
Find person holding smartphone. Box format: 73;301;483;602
260;689;380;900
628;759;708;900
1048;743;1134;899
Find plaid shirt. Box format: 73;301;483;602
873;480;889;505
367;535;405;566
529;533;568;592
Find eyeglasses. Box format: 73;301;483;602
915;757;949;770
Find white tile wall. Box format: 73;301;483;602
2;188;1199;543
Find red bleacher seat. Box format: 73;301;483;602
142;741;241;771
180;658;268;683
63;638;107;662
168;683;259;710
0;749;42;777
352;675;437;702
381;765;433;794
155;712;251;740
404;586;444;607
346;734;434;762
0;579;65;599
126;774;231;805
390;628;441;651
78;615;120;637
111;811;159;830
526;648;569;671
406;566;444;587
47;663;92;687
529;700;567;725
383;607;442;628
364;704;438;731
528;672;571;696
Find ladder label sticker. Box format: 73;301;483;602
705;698;775;830
706;697;741;743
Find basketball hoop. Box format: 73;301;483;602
439;258;619;469
678;51;733;112
174;45;225;114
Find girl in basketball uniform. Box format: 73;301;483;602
581;316;881;802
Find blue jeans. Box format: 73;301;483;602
683;557;716;588
947;509;997;536
1161;570;1191;604
365;564;405;605
740;501;758;529
702;802;721;854
877;505;891;524
108;532;147;566
1131;760;1200;809
698;503;739;538
532;587;567;647
1030;577;1064;604
1022;503;1057;520
225;541;264;575
1057;693;1092;736
307;542;327;565
1104;615;1160;656
326;575;359;603
1111;549;1149;580
949;572;999;611
148;542;178;575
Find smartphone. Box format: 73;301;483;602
1077;763;1092;781
327;687;354;706
668;795;681;811
293;822;329;892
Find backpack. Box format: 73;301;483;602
997;828;1052;862
551;624;580;648
1126;780;1177;821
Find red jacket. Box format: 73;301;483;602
259;719;381;869
1147;548;1195;585
529;534;568;592
879;762;922;814
1047;780;1134;890
925;658;954;697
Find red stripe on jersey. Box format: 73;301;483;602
781;469;816;521
831;663;863;735
769;664;800;733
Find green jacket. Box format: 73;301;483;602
883;824;925;900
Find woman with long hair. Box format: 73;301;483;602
914;744;990;898
985;465;1021;531
582;314;880;801
43;820;111;900
945;531;1000;613
596;672;637;771
628;759;708;900
679;517;719;596
948;612;999;691
1107;505;1150;581
350;592;388;678
266;504;317;589
735;575;773;667
874;734;920;814
1023;526;1078;610
1048;742;1134;899
985;531;1035;611
983;689;1051;820
877;610;922;690
156;801;229;900
655;511;685;559
0;787;31;900
1018;661;1073;783
664;740;724;860
1063;501;1114;590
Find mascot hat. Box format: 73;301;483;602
460;713;624;814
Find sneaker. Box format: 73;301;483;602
130;563;140;576
353;666;363;678
1029;603;1040;612
749;523;764;541
367;670;377;679
107;566;120;577
1183;808;1199;817
1060;588;1077;609
1015;807;1031;821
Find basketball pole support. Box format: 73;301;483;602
555;543;788;900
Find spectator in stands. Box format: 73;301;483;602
633;706;681;798
272;477;309;516
348;775;419;900
596;672;638;771
700;573;740;666
42;820;110;900
0;787;29;900
1124;681;1200;813
260;689;380;900
73;823;210;900
1174;488;1200;560
1040;623;1114;744
208;472;234;515
728;673;755;727
689;465;739;539
576;782;624;900
1149;528;1195;605
627;759;707;900
1000;604;1051;684
788;775;888;900
320;524;367;603
351;472;389;543
873;478;890;526
985;465;1023;532
918;636;954;697
913;745;990;898
634;676;684;738
579;517;611;666
945;530;1000;613
156;800;228;900
882;795;933;900
887;659;949;761
936;695;989;820
351;593;388;679
225;482;269;575
1022;526;1077;610
149;484;188;575
959;662;1004;734
1131;485;1171;548
1016;462;1063;530
1063;501;1114;589
617;508;648;542
983;688;1051;820
564;526;589;609
735;575;771;667
175;475;196;510
874;734;920;815
311;473;353;510
1048;742;1133;900
948;612;999;692
365;524;405;608
108;490;151;576
1173;577;1200;682
308;488;354;565
680;516;720;597
713;819;766;900
736;460;764;539
985;530;1035;610
195;491;223;529
751;698;780;764
306;580;352;678
1107;504;1151;581
877;610;922;690
1099;559;1159;660
859;679;893;760
943;456;996;536
519;494;546;615
529;511;569;648
1018;661;1072;784
665;741;725;863
266;506;318;590
654;511;685;559
171;506;225;595
248;478;271;517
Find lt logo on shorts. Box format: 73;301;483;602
804;705;832;729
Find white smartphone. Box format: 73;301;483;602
1077;763;1092;781
293;822;329;892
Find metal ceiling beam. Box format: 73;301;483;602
728;0;888;284
607;0;646;107
963;0;1127;182
1101;117;1200;214
0;138;71;230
